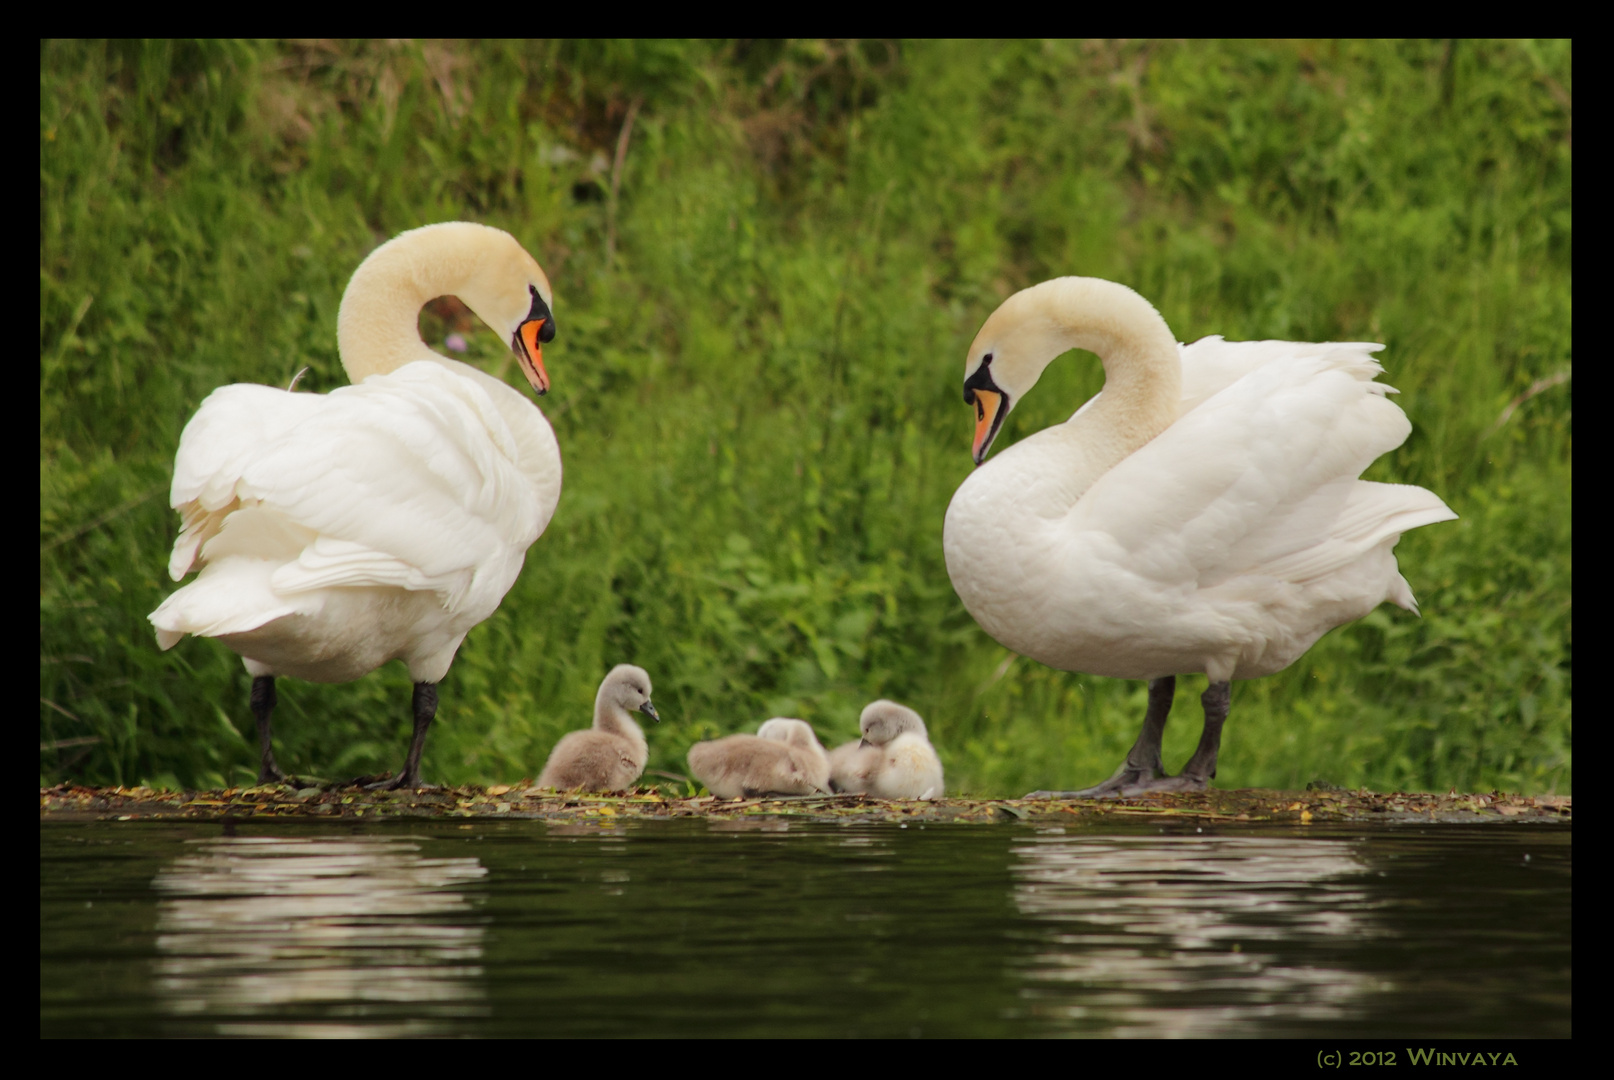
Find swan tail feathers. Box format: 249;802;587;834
1369;482;1455;617
149;560;305;643
1352;480;1459;537
1241;481;1456;588
168;495;266;581
1387;572;1422;616
268;537;473;608
167;503;217;581
191;504;312;565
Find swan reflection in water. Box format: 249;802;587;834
1010;832;1383;1037
152;834;487;1037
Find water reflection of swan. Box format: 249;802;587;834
152;834;486;1037
1010;833;1381;1037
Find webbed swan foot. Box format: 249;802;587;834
1024;678;1231;799
367;772;441;792
1024;770;1211;799
1025;763;1167;799
1128;774;1212;793
1032;771;1208;798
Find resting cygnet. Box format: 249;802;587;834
757;717;832;793
829;700;945;800
688;718;831;799
827;738;879;795
537;664;659;792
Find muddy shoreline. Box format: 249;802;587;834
40;783;1572;826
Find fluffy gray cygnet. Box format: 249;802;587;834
757;717;832;793
688;717;832;799
537;664;659;792
828;700;944;800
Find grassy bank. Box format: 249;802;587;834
40;40;1571;794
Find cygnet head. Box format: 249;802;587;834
858;700;927;748
757;717;821;750
598;663;659;724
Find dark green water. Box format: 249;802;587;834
40;818;1569;1038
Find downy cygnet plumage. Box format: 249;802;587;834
688;718;830;799
830;701;945;800
756;717;832;793
537;665;659;792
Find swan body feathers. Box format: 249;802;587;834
148;222;559;786
945;277;1455;687
154;360;559;682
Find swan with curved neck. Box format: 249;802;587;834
944;277;1456;795
337;221;555;389
150;222;562;789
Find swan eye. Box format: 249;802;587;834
962;355;1004;405
527;285;557;343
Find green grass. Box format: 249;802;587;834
40;40;1571;794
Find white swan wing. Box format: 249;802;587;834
165;384;325;580
1175;336;1391;414
1066;336;1391;423
1068;345;1454;597
167;361;552;615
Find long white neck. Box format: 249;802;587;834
1011;277;1182;478
336;223;510;384
946;279;1188;662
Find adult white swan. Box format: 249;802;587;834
942;277;1456;796
149;222;561;789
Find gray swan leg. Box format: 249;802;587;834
1135;680;1229;793
371;682;438;790
1025;678;1231;797
1026;676;1176;798
250;675;286;784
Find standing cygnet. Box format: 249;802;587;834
757;718;832;793
837;700;945;800
537;664;659;792
688;719;830;799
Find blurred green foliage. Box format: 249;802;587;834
40;40;1570;794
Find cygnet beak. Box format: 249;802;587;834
639;700;661;723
